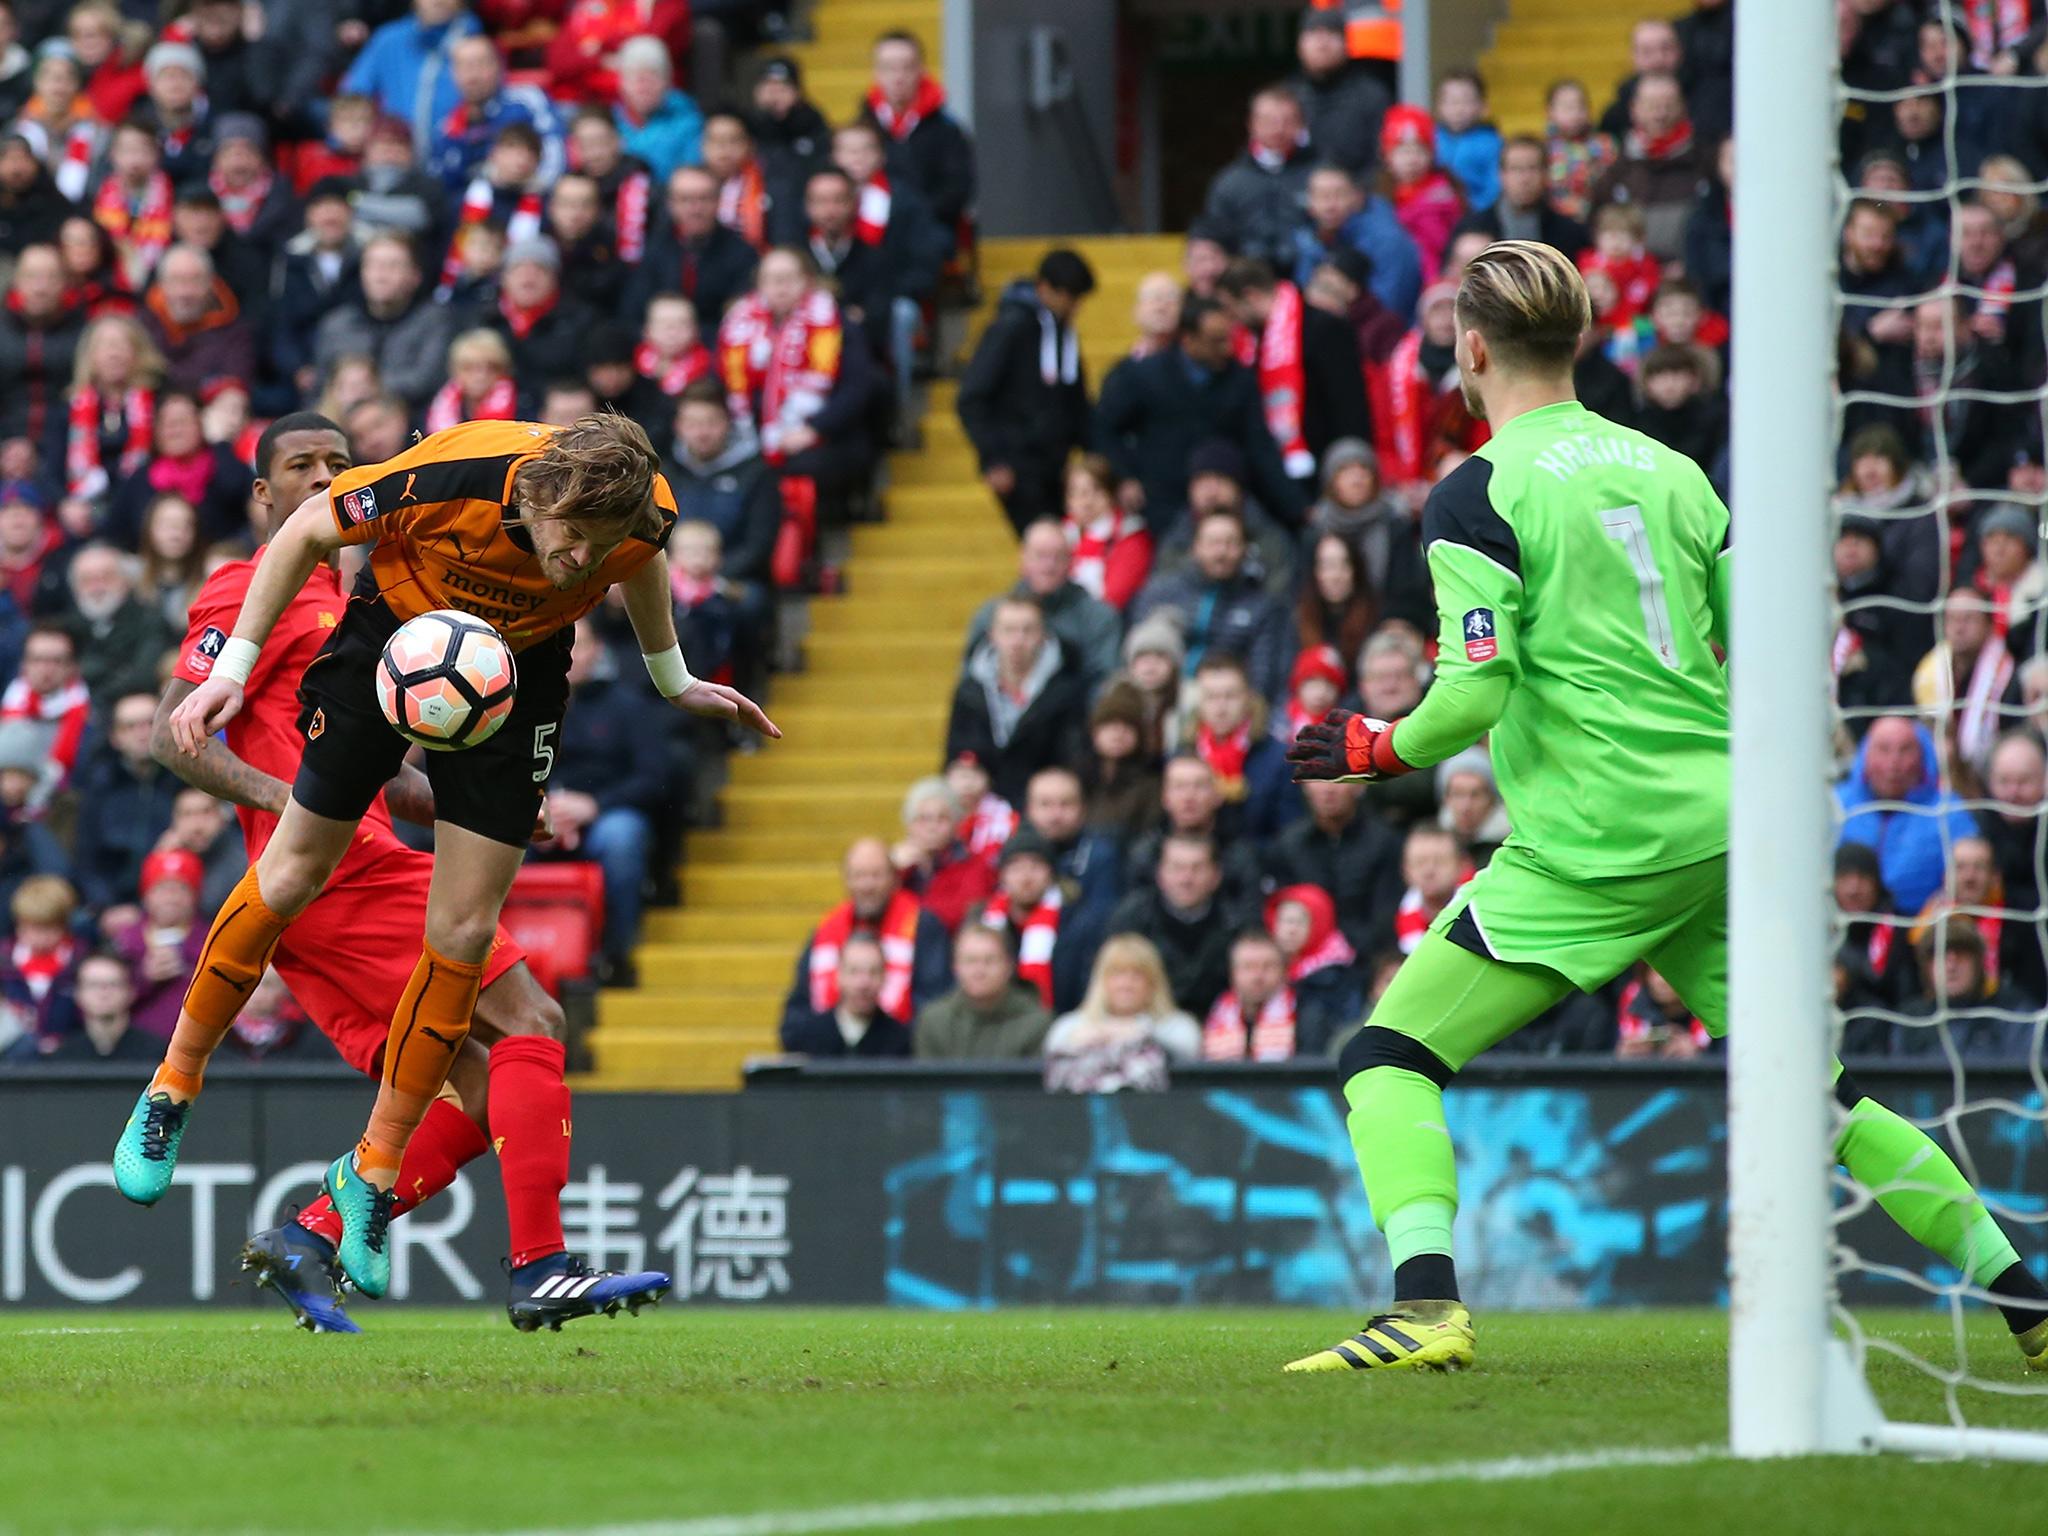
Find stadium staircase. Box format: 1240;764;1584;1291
1481;0;1687;139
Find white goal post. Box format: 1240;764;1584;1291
1728;0;2048;1461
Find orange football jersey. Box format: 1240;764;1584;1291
325;420;676;650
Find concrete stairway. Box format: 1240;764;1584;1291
778;0;939;122
1480;0;1688;139
583;230;1185;1090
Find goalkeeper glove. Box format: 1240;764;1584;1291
1286;710;1414;783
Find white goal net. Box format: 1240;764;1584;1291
1732;0;2048;1460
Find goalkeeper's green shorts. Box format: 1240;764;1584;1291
1382;847;1728;1073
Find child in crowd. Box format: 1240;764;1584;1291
286;92;373;192
1282;645;1346;741
1543;78;1617;222
1578;205;1661;327
1380;105;1463;279
1648;276;1729;389
1636;346;1729;468
1394;824;1472;955
426;329;520;434
1434;70;1502;213
637;294;713;396
1265;882;1362;1042
0;874;81;1058
668;520;737;685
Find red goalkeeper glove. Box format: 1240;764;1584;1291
1286;710;1414;782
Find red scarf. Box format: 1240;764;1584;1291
1966;0;2033;68
635;340;711;395
855;173;891;245
615;168;651;263
437;178;542;299
1626;119;1695;163
497;289;559;341
11;936;75;1001
93;172;174;291
1616;978;1709;1049
1203;988;1299;1061
717;160;769;249
808;889;922;1022
1195;722;1253;801
208;167;274;236
55;121;98;202
868;75;948;140
1254;282;1315;478
0;675;91;779
1067;508;1132;601
146;448;214;506
426;374;517;435
960;793;1017;864
717;288;843;462
980;887;1063;1007
1395;871;1473;953
65;385;155;498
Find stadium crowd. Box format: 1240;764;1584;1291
0;0;944;1064
774;0;2048;1087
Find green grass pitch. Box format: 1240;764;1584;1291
3;1308;2046;1535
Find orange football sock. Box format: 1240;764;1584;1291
156;865;292;1095
356;942;484;1186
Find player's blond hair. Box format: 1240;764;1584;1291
1455;239;1591;371
516;412;663;539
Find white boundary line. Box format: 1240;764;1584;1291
446;1444;1725;1536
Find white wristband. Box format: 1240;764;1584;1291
644;644;695;698
215;638;261;688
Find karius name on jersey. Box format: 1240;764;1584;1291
1529;434;1659;483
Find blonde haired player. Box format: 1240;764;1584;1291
114;415;776;1301
1284;242;2048;1374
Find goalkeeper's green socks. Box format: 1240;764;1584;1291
1834;1087;2048;1335
1345;1065;1462;1302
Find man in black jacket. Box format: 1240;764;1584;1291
1201;87;1318;271
1264;779;1405;957
803;165;937;368
957;249;1097;534
1215;257;1370;496
1285;10;1390;177
0;245;81;449
488;238;598;411
67;691;179;917
665;379;780;674
1451;137;1591;257
946;597;1086;806
1095;295;1306;538
1106;831;1244;1017
749;56;832;223
271;180;361;399
861;30;975;254
0;134;67;255
533;622;672;974
626;165;761;334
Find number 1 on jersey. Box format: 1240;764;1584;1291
1600;504;1678;669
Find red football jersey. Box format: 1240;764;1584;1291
175;555;405;862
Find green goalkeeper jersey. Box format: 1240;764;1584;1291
1394;398;1731;879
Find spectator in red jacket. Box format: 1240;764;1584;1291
547;0;692;107
1063;452;1152;612
890;774;995;932
68;2;146;125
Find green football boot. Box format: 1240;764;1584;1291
322;1152;400;1299
112;1089;192;1206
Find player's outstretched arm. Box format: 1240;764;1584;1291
619;555;782;739
151;678;291;813
169;494;348;754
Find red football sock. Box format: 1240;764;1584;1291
488;1036;572;1269
295;1097;489;1245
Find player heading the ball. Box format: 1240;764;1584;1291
114;414;778;1299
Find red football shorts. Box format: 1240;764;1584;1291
269;842;525;1076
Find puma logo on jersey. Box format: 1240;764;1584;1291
399;472;419;504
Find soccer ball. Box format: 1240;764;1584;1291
374;610;517;751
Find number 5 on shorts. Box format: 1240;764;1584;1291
1601;504;1678;669
532;722;557;783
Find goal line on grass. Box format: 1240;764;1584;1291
458;1444;1723;1536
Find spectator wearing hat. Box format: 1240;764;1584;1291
748;56;831;216
1083;680;1162;846
1130;504;1291;702
1589;71;1705;263
0;873;79;1058
1965;502;2047;655
914;923;1053;1060
1833;840;1907;1041
272;180;364;396
779;930;914;1058
1096;295;1305;537
612;34;704;187
972;826;1099;1013
1290;164;1422;325
627;164;759;336
0;622;89;798
0;244;81;450
0;131;67;255
138;244;253;395
1307;439;1431;630
1283;641;1347;742
205;114;299;263
1286;8;1391;177
135;41;210;185
429;34;565;196
947;595;1086;808
111;846;207;1041
956;249;1097;534
1380;104;1463;280
1201;87;1318;272
961;520;1121;699
1118;610;1187;758
1216;256;1370;491
38;951;161;1064
783;837;950;1049
68;690;176;915
1436;746;1511;866
860;30;975;256
1833;512;1921;720
1124;754;1265;910
340;0;484;144
545;0;692;107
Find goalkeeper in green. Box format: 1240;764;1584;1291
1283;240;2048;1376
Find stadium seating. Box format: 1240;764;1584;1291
501;863;607;999
1483;0;1687;137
